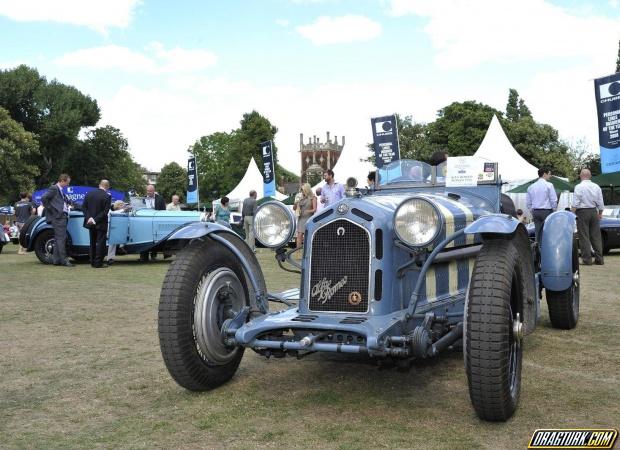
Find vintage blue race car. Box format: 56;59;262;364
157;159;580;422
20;204;207;263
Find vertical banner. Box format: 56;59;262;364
186;155;199;204
371;114;400;169
261;140;276;197
594;73;620;174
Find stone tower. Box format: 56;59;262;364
299;131;345;184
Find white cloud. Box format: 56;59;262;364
0;0;141;33
55;45;155;72
389;0;620;70
55;42;217;74
296;15;382;45
275;19;290;27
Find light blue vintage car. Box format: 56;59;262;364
21;203;207;264
157;159;579;422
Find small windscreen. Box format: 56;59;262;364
377;160;432;186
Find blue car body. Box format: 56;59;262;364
159;159;580;422
24;207;205;263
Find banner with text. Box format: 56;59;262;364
371;115;400;169
33;186;125;206
187;155;199;204
261;140;276;197
594;73;620;174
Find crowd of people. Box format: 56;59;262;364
6;159;609;268
526;167;605;266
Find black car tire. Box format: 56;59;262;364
465;238;524;422
546;240;579;330
18;215;40;249
34;229;55;264
158;239;249;391
602;233;609;255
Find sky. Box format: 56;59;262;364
1;0;619;179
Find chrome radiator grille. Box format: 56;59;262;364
308;219;370;312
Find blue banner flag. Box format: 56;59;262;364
261;140;276;197
371;115;400;169
33;186;125;206
187;155;199;204
594;73;620;174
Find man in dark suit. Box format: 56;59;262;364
140;184;166;261
41;173;73;267
82;180;112;268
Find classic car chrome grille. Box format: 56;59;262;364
309;219;370;313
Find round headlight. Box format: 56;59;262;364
253;201;296;248
394;198;442;247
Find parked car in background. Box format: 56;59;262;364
157;158;580;422
21;203;209;264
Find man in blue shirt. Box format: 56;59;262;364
526;167;557;244
320;169;344;207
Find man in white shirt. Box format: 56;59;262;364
320;170;345;207
166;195;181;211
572;169;605;265
526;167;557;244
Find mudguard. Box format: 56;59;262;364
26;218;52;251
464;214;520;236
540;211;576;292
163;221;269;313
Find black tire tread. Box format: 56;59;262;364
158;240;246;391
466;239;522;422
33;229;54;264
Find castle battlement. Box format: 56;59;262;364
300;131;345;183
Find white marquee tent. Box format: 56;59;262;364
212;157;287;211
473;115;538;185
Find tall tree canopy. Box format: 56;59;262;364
0;65;100;186
157;162;187;203
192;111;298;203
0;107;40;203
369;90;580;179
67;126;144;192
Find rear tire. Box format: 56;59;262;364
34;230;55;264
158;239;249;391
465;238;525;422
546;240;579;330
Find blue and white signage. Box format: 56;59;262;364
594;73;620;174
261;140;276;197
33;186;125;205
187;155;199;204
371;115;400;169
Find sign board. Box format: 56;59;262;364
445;157;496;187
187;155;199;204
33;186;125;205
371;115;400;168
261;140;276;197
594;73;620;174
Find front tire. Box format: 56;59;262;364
546;240;579;330
465;238;526;422
34;230;55;264
158;239;249;391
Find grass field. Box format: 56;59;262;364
1;243;619;449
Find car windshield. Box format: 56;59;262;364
377;160;432;187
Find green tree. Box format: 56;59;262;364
157;162;187;203
232;110;278;182
0;107;40;203
506;89;532;122
192;131;238;203
427;101;503;156
67;126;144;192
0;65;100;186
